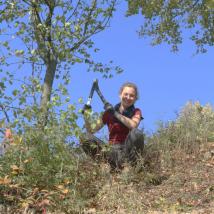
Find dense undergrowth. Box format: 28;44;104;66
0;101;214;213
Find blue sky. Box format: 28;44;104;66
70;2;214;133
0;2;213;135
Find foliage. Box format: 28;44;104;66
0;1;121;209
0;101;214;213
0;120;103;213
146;101;214;167
0;74;106;212
160;101;214;143
0;0;122;125
126;0;214;52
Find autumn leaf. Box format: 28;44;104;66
61;188;69;194
0;176;11;185
40;189;49;193
21;201;29;209
10;164;23;175
23;157;33;163
9;184;20;188
63;178;71;185
55;184;64;190
55;184;69;194
10;165;20;171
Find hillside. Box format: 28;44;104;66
0;102;214;213
84;142;214;214
0;141;213;213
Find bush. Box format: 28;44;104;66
145;101;214;169
0;125;103;213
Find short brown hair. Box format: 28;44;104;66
119;82;139;100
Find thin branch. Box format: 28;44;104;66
83;0;97;36
22;0;32;6
70;1;116;53
66;0;81;22
0;104;10;123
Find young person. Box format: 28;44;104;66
81;82;144;171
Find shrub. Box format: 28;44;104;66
145;101;214;169
0;125;103;213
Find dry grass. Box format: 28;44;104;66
1;101;214;213
84;141;214;214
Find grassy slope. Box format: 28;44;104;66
85;142;214;214
1;141;213;214
1;102;213;213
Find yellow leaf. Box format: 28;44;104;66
9;184;20;188
11;171;19;175
0;176;11;185
56;185;64;190
23;157;33;163
21;202;29;208
18;136;23;143
41;189;49;193
61;189;69;194
10;165;20;171
10;165;23;175
23;159;30;163
23;159;29;163
63;179;71;185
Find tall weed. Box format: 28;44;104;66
146;101;214;169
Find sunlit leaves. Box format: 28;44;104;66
0;0;121;127
127;0;214;53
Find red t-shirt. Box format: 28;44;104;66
102;108;142;144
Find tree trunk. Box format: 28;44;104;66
40;58;57;126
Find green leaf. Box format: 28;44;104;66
12;89;19;96
78;98;83;103
15;49;24;56
0;82;6;90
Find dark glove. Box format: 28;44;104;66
104;103;115;114
81;104;91;114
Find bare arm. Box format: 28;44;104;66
114;112;141;130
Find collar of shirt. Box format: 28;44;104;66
114;103;135;119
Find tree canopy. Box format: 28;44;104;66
127;0;214;52
0;0;121;126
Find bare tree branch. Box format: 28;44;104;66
0;104;10;123
66;0;81;22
